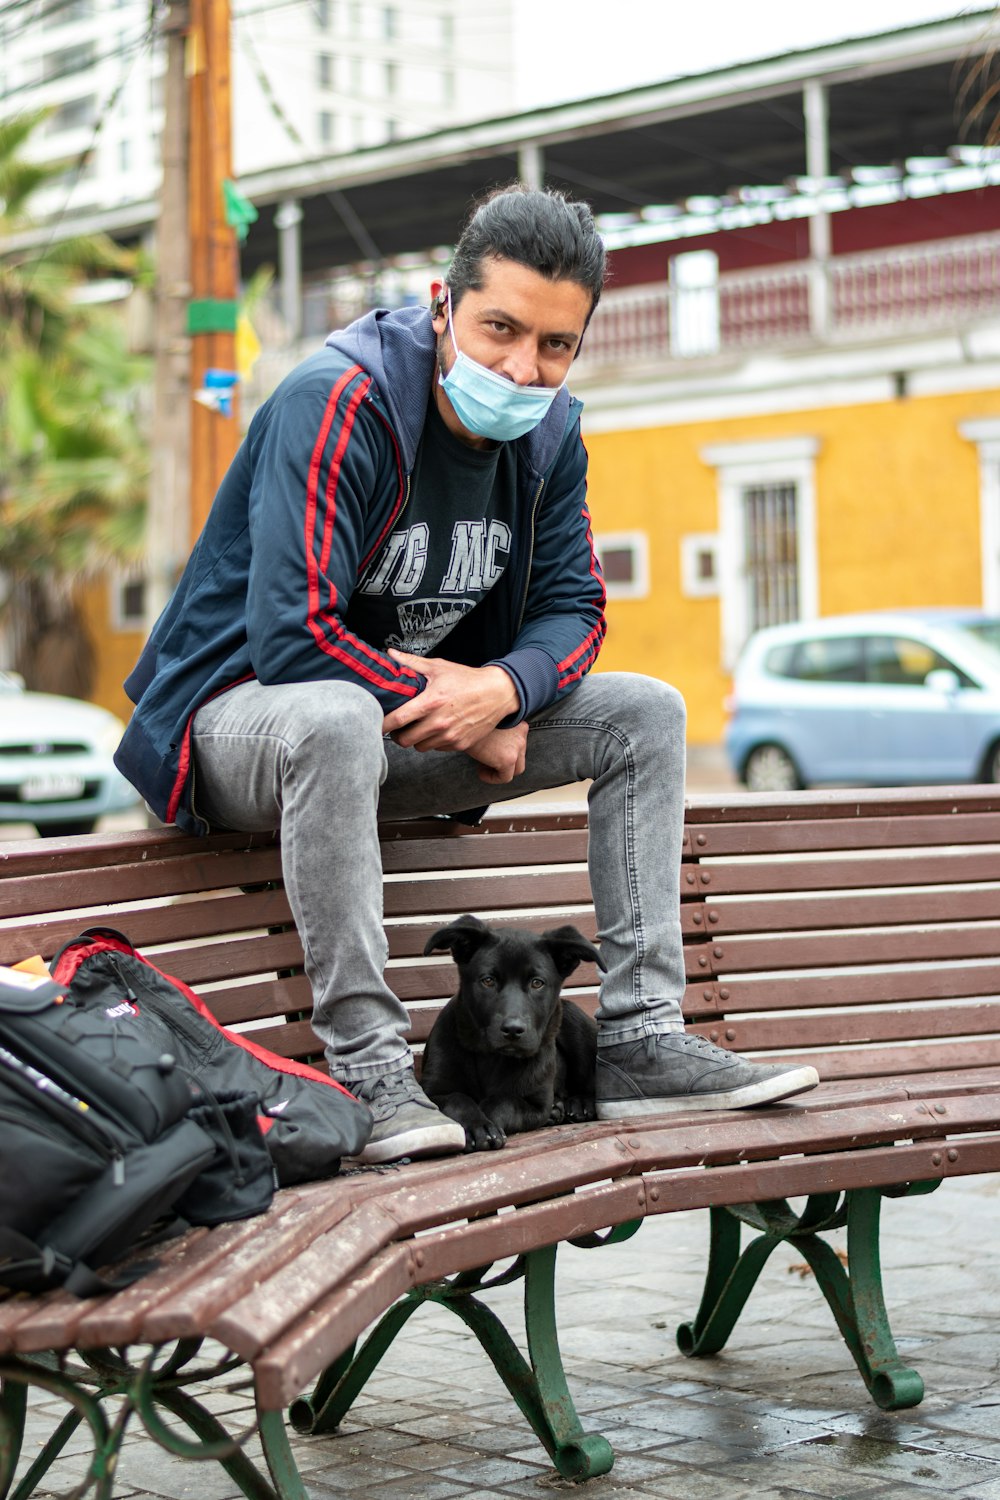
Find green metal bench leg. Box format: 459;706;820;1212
146;1386;288;1500
292;1246;613;1481
447;1245;613;1480
807;1187;924;1411
0;1376;27;1500
0;1359;117;1500
676;1190;925;1412
289;1299;422;1437
6;1408;82;1500
256;1407;312;1500
676;1205;783;1356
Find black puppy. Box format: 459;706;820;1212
421;914;605;1151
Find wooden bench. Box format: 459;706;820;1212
4;783;1000;1499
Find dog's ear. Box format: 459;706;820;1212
423;914;492;964
540;925;606;978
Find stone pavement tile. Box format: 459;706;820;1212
962;1477;1000;1499
761;1432;1000;1493
721;1454;889;1497
109;1446;246;1500
291;1453;417;1492
385;1437;495;1469
434;1453;549;1487
306;1482;470;1500
302;1419;428;1458
634;1466;833;1500
385;1408;484;1440
634;1438;744;1468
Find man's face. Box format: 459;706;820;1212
431;256;592;446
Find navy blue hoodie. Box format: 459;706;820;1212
115;305;606;833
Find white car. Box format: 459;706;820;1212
0;671;140;836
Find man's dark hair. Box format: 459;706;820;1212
447;184;606;323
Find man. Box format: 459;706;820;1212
116;185;818;1165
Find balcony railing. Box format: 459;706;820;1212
575;230;1000;373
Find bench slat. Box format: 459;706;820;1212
698;963;1000;1013
689;848;1000;896
693;923;1000;974
693;1001;1000;1054
684;786;1000;823
0;848;285;920
687;812;1000;857
379;827;589;872
769;1037;1000;1079
684;886;1000;936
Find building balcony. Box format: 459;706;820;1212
574;230;1000;376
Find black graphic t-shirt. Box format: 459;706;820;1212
347;394;518;657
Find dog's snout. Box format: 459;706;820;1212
500;1017;527;1039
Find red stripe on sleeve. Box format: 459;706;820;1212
304;371;421;696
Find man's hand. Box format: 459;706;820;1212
468;724;529;784
383;651;520;753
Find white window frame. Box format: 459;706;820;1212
680;533;720;598
594;530;649;601
111;571;146;632
959;418;1000;614
701;436;820;669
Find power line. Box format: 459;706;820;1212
235;17;381;259
10;12;157;280
0;30;156;112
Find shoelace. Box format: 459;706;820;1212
644;1033;732;1064
349;1074;431;1120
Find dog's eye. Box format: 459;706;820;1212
530;977;546;990
480;975;496;988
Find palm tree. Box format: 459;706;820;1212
0;112;148;697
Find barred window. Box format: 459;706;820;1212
742;481;799;632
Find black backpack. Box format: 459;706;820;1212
50;928;373;1186
0;966;275;1297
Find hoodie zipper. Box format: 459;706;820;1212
515;476;545;635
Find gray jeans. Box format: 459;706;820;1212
190;672;687;1082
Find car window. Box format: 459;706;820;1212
762;643;798;676
963;620;1000;654
785;636;866;683
865;635;975;688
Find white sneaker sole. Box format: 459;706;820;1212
595;1065;820;1120
359;1118;467;1164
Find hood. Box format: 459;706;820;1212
326;304;574;476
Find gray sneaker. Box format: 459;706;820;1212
345;1069;466;1164
596;1033;819;1119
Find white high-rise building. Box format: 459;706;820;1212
0;0;516;222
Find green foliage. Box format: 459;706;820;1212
0;112;148;694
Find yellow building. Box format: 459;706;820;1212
576;210;1000;747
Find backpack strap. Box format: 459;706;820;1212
0;1226;156;1296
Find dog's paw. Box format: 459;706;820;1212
548;1101;567;1125
467;1119;507;1151
559;1095;597;1123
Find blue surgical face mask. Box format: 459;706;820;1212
438;289;562;442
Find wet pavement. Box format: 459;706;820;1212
19;1172;1000;1499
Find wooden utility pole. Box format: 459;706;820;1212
187;0;240;545
145;1;191;633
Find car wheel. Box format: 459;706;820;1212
36;819;97;838
742;744;803;793
983;742;1000;784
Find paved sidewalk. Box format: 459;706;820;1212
21;1172;1000;1499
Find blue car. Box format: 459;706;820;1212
724;610;1000;791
